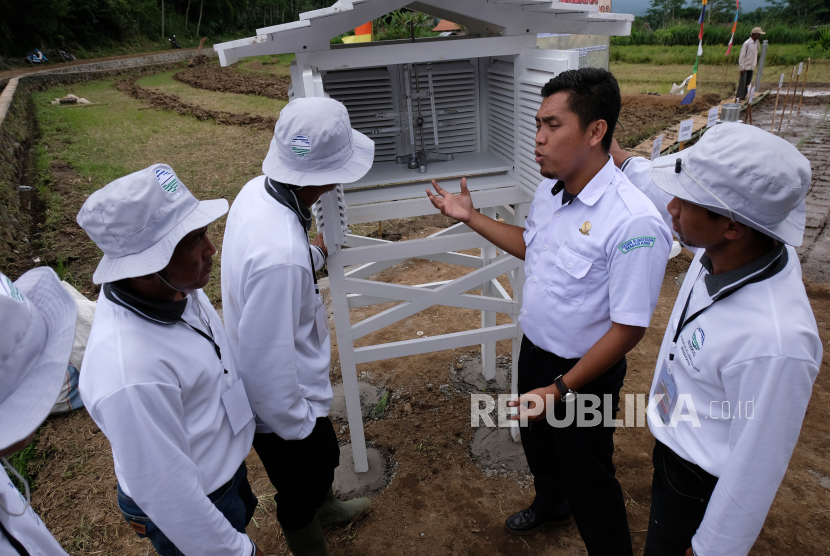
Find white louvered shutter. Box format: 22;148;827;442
515;50;575;195
324;68;400;162
486;60;515;164
407;60;479;155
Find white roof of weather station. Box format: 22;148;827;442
213;0;634;66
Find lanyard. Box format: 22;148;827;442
180;297;228;375
668;281;711;361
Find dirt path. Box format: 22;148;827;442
174;63;291;99
115;76;277;131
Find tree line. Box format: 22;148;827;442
0;0;333;58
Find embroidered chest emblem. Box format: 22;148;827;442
579;221;592;236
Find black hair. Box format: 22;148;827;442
540;68;621;152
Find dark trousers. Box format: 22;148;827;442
253;416;340;531
517;335;632;556
644;440;718;556
737;69;754;99
118;462;258;556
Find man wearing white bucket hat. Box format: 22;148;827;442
77;165;266;556
222;97;374;556
612;123;822;556
0;267;76;554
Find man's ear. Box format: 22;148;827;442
588;120;608;149
723;220;748;241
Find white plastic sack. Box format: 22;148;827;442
50;281;97;415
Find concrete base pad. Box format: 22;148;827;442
329;381;381;421
470;426;528;472
333;444;390;499
454;356;510;392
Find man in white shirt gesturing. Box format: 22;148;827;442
426;68;672;555
222;98;374;556
611;123;822;556
77;165;265;556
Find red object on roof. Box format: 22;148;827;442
432;19;462;32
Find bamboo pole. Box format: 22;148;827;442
679;141;685;151
777;66;796;134
797;58;811;116
770;77;782;132
787;64;802;127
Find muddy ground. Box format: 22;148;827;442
11;65;830;555
173;62;291;99
615;92;722;148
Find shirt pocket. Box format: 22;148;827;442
547;245;593;305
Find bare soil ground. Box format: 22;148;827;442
173;62;291;99
14;68;830;556
614;92;722;148
115;75;277;131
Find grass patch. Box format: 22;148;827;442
611;60;830;97
7;440;41;491
136;70;286;118
612;44;827;67
32;78;274;303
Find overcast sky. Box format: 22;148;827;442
613;0;773;16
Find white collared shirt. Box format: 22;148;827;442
80;290;256;556
1;466;67;555
519;157;673;359
647;246;821;556
221;176;333;440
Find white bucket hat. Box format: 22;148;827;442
262;97;375;186
649;122;811;246
0;268;76;450
77;164;228;284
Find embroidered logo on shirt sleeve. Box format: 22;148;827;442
618;236;656;253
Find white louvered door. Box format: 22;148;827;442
515;49;576;196
323;67;402;163
485;60;515;164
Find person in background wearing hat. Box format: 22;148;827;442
737;27;765;100
221;97;374;556
610;123;822;556
426;68;672;555
77;165;266;556
1;268;76;554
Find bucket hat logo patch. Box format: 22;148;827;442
290;134;311;158
155;167;183;198
0;274;24;302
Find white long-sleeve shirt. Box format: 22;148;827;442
622;155;823;556
738;38;760;71
1;466;68;555
222;176;332;440
79;289;256;556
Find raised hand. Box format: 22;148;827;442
426;177;476;223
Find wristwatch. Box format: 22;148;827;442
554;374;577;403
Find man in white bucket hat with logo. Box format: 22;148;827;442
222;97;374;556
0;267;75;554
611;123;822;556
77;164;267;556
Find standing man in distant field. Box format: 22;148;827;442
738;27;765;99
426;68;672;555
222;98;374;556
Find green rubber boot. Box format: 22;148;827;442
282;514;330;556
316;487;372;530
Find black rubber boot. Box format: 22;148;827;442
283;514;330;556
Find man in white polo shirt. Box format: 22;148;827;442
77;165;264;556
611;123;821;556
222;98;374;556
1;267;76;554
427;68;672;555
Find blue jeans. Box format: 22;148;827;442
117;462;258;556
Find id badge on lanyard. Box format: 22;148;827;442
654;359;678;425
221;379;255;436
